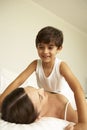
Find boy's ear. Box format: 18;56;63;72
57;46;63;52
58;46;63;50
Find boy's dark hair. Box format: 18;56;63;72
35;26;63;48
1;88;39;124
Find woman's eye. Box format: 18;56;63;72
39;93;43;102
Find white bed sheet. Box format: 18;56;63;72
0;117;72;130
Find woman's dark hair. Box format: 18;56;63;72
1;88;39;124
35;26;63;48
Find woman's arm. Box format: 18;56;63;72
60;62;87;130
65;94;87;130
0;60;37;108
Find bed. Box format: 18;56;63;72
0;68;75;130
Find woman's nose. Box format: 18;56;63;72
38;88;44;94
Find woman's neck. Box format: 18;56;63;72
39;92;65;119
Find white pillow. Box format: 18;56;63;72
0;68;18;93
0;68;37;94
0;117;72;130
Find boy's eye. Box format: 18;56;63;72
38;46;54;49
38;46;44;49
48;46;54;49
39;46;44;49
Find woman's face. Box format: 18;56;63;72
24;86;48;113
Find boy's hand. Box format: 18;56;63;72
65;124;74;130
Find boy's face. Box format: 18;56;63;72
36;42;61;63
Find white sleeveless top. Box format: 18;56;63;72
36;58;76;109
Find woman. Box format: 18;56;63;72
1;86;87;130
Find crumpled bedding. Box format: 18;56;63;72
0;117;72;130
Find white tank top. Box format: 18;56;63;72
36;58;76;109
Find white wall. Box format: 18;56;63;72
0;0;87;93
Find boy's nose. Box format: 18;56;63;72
44;48;48;53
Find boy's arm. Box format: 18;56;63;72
0;60;37;108
60;62;87;130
